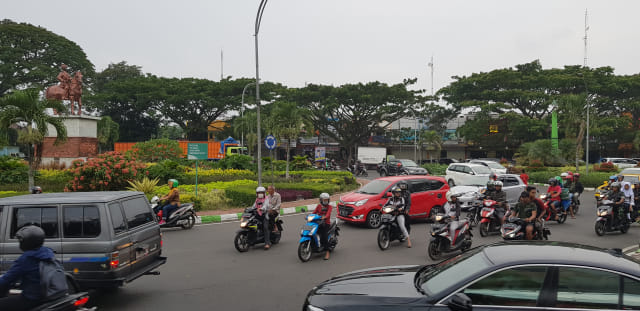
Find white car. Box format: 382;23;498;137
601;158;638;169
450;174;527;210
445;163;492;187
469;159;508;174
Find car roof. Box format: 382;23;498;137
450;163;486;168
375;175;446;183
0;191;145;205
497;174;520;179
622;168;640;174
482;241;640;275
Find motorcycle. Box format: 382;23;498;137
298;214;339;262
377;204;410;250
234;207;283;252
428;213;472;260
595;200;630;236
27;292;95;311
539;194;567;224
478;199;503;237
501;217;550;241
571;192;581;215
150;196;196;230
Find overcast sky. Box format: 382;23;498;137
4;1;640;93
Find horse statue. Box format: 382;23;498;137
45;64;83;115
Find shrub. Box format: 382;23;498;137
526;160;545;172
131;139;183;162
183;168;255;183
195;189;233;211
421;163;448;176
146;160;187;182
593;162;618;172
65;152;146;192
291;155;313;170
0;190;29;198
499;158;509;165
127;177;160;196
0;156;28;183
215;155;255;170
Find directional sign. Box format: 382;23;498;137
187;143;208;160
265;135;277;150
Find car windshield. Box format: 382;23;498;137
400;159;418;167
625;175;640;184
355;180;392;195
486;162;505;169
622;168;640;175
419;247;489;296
472;166;492;174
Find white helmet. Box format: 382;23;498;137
560;172;568;178
256;186;266;193
319;192;330;205
494;180;503;187
446;191;455;202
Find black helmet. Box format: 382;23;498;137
397;181;408;191
30;186;42;194
16;225;45;251
548;178;557;186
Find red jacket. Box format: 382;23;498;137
520;174;529;185
313;203;332;225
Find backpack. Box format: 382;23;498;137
39;258;68;301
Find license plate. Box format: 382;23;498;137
302;224;316;231
382;214;393;220
135;247;149;260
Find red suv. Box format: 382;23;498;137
337;176;449;228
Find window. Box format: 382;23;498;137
472;166;493;174
355;180;392;195
122;197;154;229
11;206;58;238
462;166;472;174
427;180;445;190
502;177;519;187
108;202;127;234
623;277;640;309
409;180;429;193
463;266;547;307
63;206;100;238
555;267;619;309
449;165;459;172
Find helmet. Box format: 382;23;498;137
30;186;42;194
494;180;503;187
397;181;408;191
319;192;330;205
256;186;266;193
618;175;625;181
446;191;453;201
391;186;402;195
489;173;497;180
16;225;45;252
486;180;495;190
574;173;581;178
610;175;618;181
548;178;557;186
560;172;568;178
555;176;562;183
611;182;621;189
168;179;179;188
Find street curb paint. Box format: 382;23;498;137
195;201;336;225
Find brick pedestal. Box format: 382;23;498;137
40;115;100;167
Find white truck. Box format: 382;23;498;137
357;147;387;165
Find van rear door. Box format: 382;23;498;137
105;201;133;279
121;196;163;281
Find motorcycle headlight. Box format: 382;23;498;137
383;207;394;214
307;215;315;222
240;221;248;228
435;215;443;222
355;199;368;206
540;194;547;200
484;201;493;207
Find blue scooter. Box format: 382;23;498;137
298;214;340;262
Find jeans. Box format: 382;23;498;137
396;214;410;239
318;223;329;250
0;295;40;311
162;203;178;221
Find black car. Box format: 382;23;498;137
303;241;640;311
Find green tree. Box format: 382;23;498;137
97;116;120;153
0;19;95;95
155;124;184;140
266;101;313;178
418;130;442;160
292;80;421;161
0;89;67;189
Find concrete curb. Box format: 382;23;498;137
196;202;335;224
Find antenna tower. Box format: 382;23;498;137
583;10;589;67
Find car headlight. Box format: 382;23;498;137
307;215;315;222
383;207;394;214
355;199;368;206
240;221;248;228
307;305;325;311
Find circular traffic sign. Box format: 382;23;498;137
265;135;277;150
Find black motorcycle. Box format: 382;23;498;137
377;204;410;250
428;214;472;260
27;292;95;311
595;200;629;236
571;192;581;215
234;207;283;252
501;217;550;241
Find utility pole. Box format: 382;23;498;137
584;9;590;174
255;0;268;186
428;56;434;96
583;10;589;67
220;49;224;80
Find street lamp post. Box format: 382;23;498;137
581;72;590;175
254;0;268;186
240;82;255;148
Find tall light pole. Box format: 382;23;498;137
240;82;255;148
254;0;268;186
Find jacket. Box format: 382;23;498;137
0;246;56;301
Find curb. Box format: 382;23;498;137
196;202;335;225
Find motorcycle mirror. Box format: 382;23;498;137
397;163;402;167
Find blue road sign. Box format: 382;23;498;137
265;135;277;150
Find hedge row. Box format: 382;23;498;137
527;171;612;188
225;182;343;207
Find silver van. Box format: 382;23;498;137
0;191;166;291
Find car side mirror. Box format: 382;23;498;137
448;293;473;311
469;171;475;175
385;192;393;198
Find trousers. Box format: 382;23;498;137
396;214;410;238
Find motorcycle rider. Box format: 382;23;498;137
510;191;538;240
634;181;640;222
489;172;498;181
384;187;411;248
252;186;273;250
397;181;411;233
30;186;42;194
158;179;180;225
527;186;546;235
266;185;282;232
0;226;60;311
561;173;576;219
313;193;333;260
547;178;562;220
573;173;585;195
443;191;462;242
603;182;625;225
487;180;508;224
622;182;634;222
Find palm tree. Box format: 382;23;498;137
0;89;67;189
419;130;442;161
267;102;313;178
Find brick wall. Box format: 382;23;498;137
40;137;98;158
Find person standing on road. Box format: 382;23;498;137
266;185;282;232
313;193;333;260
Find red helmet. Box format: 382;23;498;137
574;173;581;177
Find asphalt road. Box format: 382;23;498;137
88;188;639;311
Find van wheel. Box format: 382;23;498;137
448;179;455;187
181;213;196;229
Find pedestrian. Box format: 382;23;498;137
520;169;529;185
267;185;282;232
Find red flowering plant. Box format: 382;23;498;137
65;151;147;192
